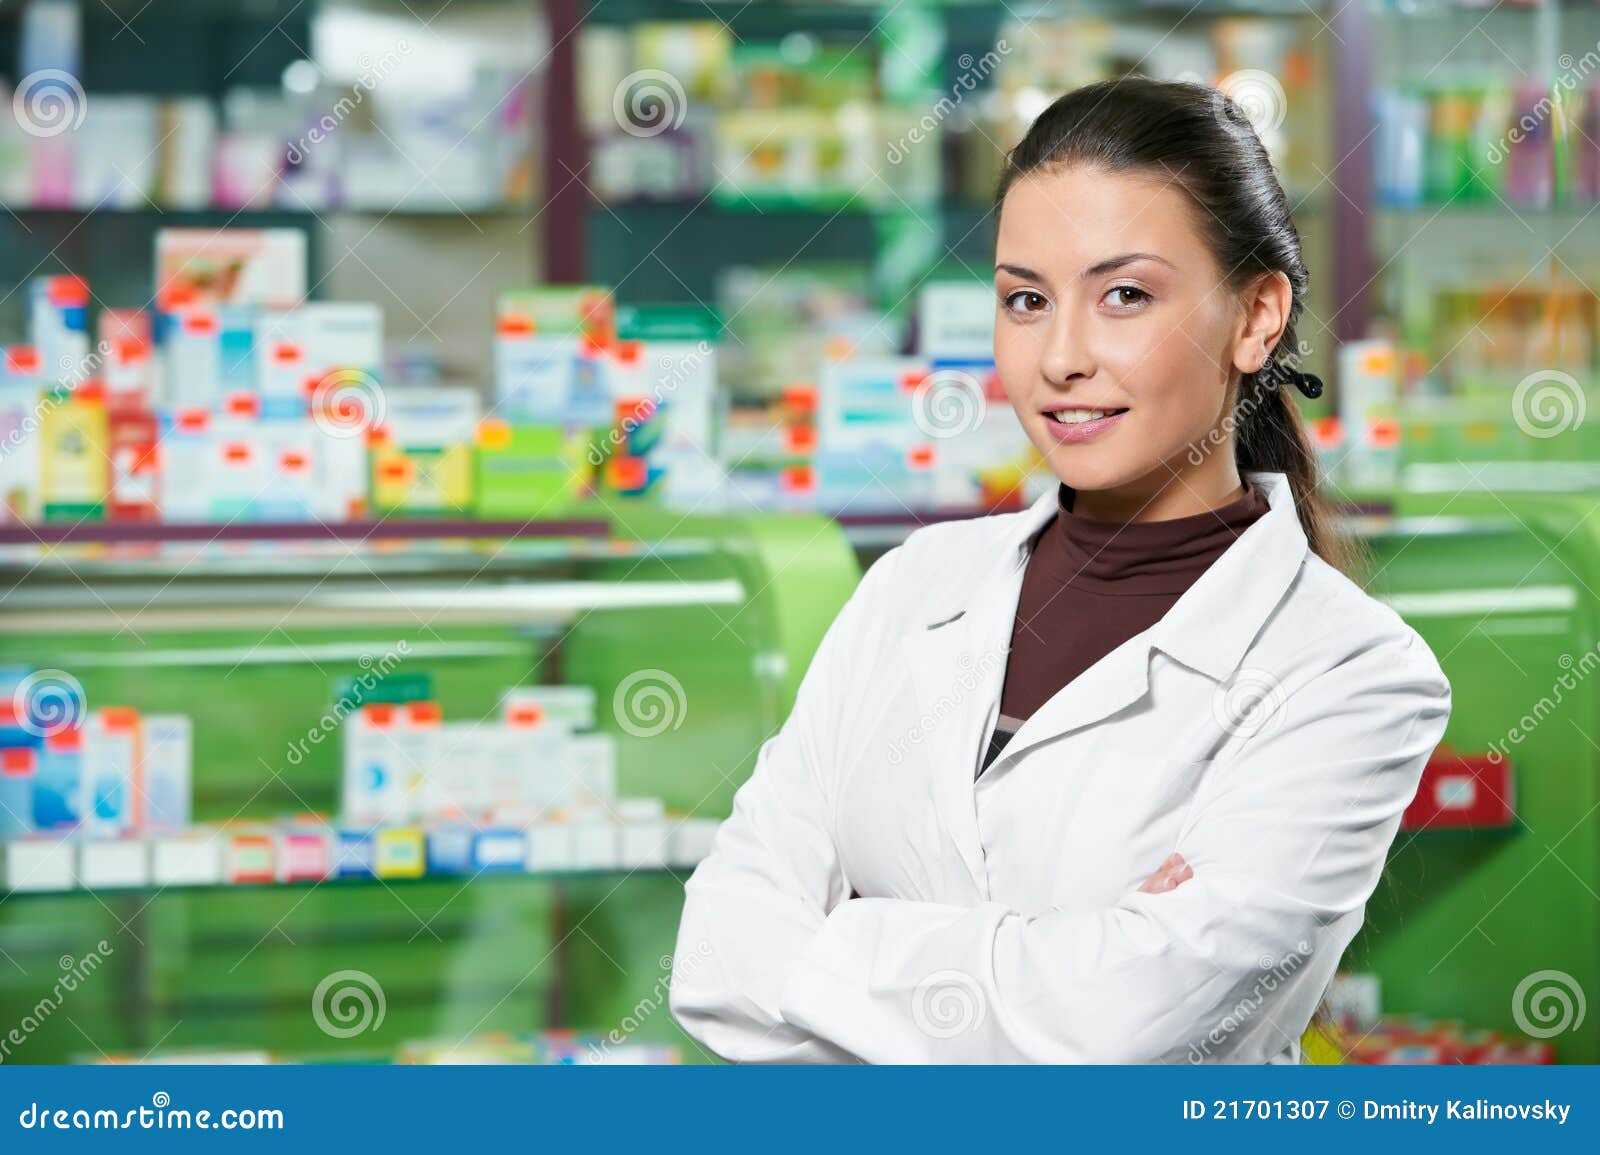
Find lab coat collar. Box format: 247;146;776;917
965;468;1308;683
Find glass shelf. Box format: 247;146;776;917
1;864;696;901
0;517;610;547
0;576;747;634
0;535;719;582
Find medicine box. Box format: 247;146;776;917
140;714;191;831
342;702;431;827
473;422;593;517
77;838;151;889
155;228;307;310
502;684;597;731
1;837;75;893
0;747;36;838
333;829;376;879
276;826;332;883
525;821;576;873
225;829;276;885
670;816;721;868
917;282;996;362
617;797;669;869
570;817;620;871
426;824;526;875
374;826;426;878
29;276;90;387
151;829;224;887
84;707;141;838
39;388;110;519
494;286;615;423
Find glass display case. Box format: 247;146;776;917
0;509;860;1063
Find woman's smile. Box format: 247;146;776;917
1039;405;1130;442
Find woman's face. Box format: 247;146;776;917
994;163;1268;509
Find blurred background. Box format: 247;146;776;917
0;0;1596;1066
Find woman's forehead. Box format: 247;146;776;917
997;170;1205;275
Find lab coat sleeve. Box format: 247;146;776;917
668;548;902;1063
775;628;1452;1063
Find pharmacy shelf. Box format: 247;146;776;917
0;577;747;634
2;816;720;899
0;863;700;901
0;536;719;581
0;517;610;546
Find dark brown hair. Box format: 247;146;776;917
994;76;1364;580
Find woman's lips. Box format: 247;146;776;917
1039;408;1129;443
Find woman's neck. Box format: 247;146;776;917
1067;463;1247;523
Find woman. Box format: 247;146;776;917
669;77;1451;1063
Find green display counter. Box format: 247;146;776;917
1346;510;1600;1062
0;509;860;1065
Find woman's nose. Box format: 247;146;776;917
1039;315;1093;387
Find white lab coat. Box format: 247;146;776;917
670;469;1452;1064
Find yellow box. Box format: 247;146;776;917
374;827;426;878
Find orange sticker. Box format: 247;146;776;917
783;424;816;454
477;419;512;449
183;310;218;335
1366;417;1401;448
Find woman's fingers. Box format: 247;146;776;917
1138;852;1193;894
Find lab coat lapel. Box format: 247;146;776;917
981;469;1309;769
901;491;1056;892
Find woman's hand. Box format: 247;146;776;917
1138;852;1192;894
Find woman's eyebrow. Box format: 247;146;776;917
995;262;1043;282
1080;251;1176;279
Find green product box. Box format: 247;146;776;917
473;423;595;517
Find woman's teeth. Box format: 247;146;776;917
1047;408;1124;424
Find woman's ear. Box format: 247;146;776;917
1231;270;1294;375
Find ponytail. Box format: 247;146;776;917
1237;351;1368;580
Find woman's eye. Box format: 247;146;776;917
1003;290;1048;315
1104;285;1151;309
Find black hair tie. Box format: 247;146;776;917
1290;370;1324;400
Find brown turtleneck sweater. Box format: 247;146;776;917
979;479;1272;776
